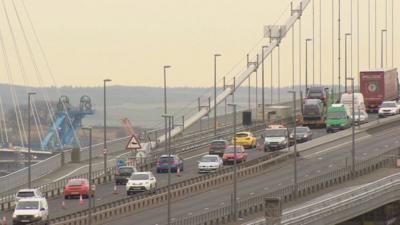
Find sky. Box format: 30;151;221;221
0;0;398;88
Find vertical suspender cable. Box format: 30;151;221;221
312;0;315;85
319;0;322;85
0;97;8;144
332;0;335;94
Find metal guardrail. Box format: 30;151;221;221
168;148;399;225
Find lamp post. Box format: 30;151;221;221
27;91;36;188
381;29;387;68
162;114;173;225
262;45;268;124
228;103;237;221
103;79;111;177
288;90;297;198
346;77;355;178
214;54;221;137
345;33;351;93
305;38;312;93
82;127;93;225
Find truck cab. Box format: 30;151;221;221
326;104;351;133
262;125;288;152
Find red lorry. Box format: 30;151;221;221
360;68;399;112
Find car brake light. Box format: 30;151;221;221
171;160;176;165
156;160;160;166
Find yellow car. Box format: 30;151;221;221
231;132;257;149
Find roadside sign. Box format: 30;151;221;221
126;134;142;150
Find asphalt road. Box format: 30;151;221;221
0;114;378;222
105;117;397;225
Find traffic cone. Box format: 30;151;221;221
176;167;181;177
256;142;261;151
2;216;6;225
79;195;84;205
113;185;118;194
61;200;66;209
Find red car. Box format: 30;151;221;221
222;145;248;164
64;178;93;199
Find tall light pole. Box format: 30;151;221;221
103;79;111;177
163;65;171;115
262;45;268;124
346;77;355;178
305;38;312;92
288;90;297;198
381;29;387;68
214;54;221;137
82;127;93;225
162;114;173;225
27;91;36;188
228;103;237;221
345;33;351;93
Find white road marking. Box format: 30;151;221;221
188;212;193;216
264;187;269;190
204;208;209;210
250;192;255;195
304;135;370;159
220;202;225;205
329;164;333;168
318;157;323;160
185;152;208;160
278;183;282;186
363;153;367;156
385;145;389;148
317;170;321;173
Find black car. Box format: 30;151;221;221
289;126;313;143
115;166;138;185
209;140;228;156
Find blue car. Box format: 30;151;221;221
156;155;184;173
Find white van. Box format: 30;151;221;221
12;197;49;225
340;92;366;112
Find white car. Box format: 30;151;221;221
198;155;223;173
126;172;157;195
12;197;49;225
350;110;369;124
378;101;399;117
15;189;43;203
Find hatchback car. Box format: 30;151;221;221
64;178;93;199
222;145;248;164
231;132;256;149
209;140;229;156
126;172;157;195
115;166;138;185
15;189;43;203
156;155;184;173
289;126;312;143
197;155;223;173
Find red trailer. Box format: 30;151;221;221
360;68;399;112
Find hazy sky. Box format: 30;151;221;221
1;0;398;88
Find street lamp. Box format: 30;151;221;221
103;78;111;177
214;54;221;137
27;91;36;188
288;90;297;199
163;65;171;115
228;103;237;221
346;77;355;178
262;45;269;124
162;114;173;225
381;29;387;68
345;33;352;93
82;127;93;225
305;39;312;93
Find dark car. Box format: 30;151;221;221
306;86;328;105
209;140;229;156
290;126;313;143
115;166;138;185
156;155;184;173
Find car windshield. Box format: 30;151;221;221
130;174;149;180
159;157;174;163
295;127;308;133
17;191;35;198
210;141;226;148
67;180;85;186
16;201;39;210
235;133;249;138
264;129;287;137
381;102;397;108
327;111;347;119
200;156;218;162
118;167;135;174
225;147;242;153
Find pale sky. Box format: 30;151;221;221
0;0;398;88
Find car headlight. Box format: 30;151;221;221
34;213;41;218
280;140;287;144
12;214;16;218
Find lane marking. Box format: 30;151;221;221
304;135;370;159
185;152;208;160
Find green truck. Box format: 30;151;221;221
326;104;352;133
